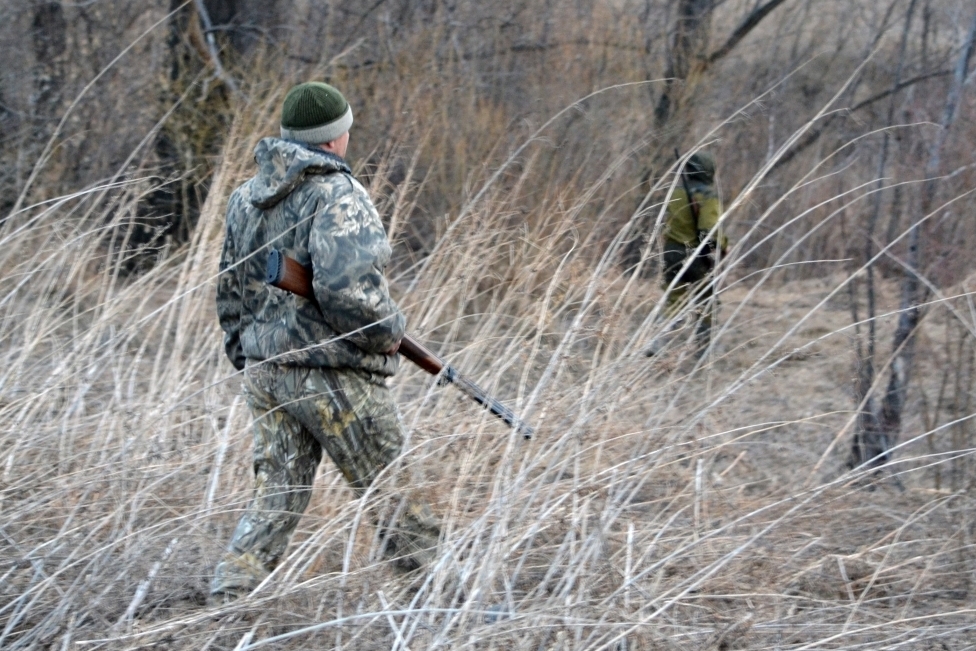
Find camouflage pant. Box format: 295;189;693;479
211;362;440;596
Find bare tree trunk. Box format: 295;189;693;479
30;2;67;139
849;0;918;467
141;0;234;253
653;0;791;128
849;7;976;468
654;0;713;127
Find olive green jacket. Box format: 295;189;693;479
663;182;727;250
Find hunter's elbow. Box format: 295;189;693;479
359;311;405;354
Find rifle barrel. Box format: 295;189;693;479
443;366;535;439
396;333;534;438
266;249;534;439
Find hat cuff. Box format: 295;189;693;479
280;106;353;144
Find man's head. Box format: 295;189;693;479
684;151;716;183
280;82;353;157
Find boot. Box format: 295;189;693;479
209;551;270;604
693;314;712;358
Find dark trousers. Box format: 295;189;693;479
661;239;715;346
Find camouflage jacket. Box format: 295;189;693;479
664;181;728;251
216;138;404;375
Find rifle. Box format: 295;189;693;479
266;249;535;440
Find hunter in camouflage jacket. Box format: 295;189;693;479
216;137;404;375
212;136;440;596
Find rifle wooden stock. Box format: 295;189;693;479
265;249;534;439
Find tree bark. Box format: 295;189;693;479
30;2;67;134
706;0;790;65
848;7;976;468
654;0;713;127
849;0;918;467
653;0;791;128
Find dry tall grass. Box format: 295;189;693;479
3;5;976;651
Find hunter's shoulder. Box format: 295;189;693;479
224;182;255;229
305;173;379;220
305;170;370;201
667;186;690;205
226;180;250;206
303;169;353;197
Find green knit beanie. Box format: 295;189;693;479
280;82;354;144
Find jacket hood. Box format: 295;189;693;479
249;137;351;209
685;151;716;184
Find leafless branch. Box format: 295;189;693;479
707;0;790;65
850;7;976;468
192;0;241;98
773;69;952;172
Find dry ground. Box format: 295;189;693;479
2;202;974;650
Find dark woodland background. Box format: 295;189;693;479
3;0;974;280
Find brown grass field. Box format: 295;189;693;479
2;1;976;649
